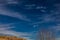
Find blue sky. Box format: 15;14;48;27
0;0;60;40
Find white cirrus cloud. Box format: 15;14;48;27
0;23;35;40
0;4;31;22
50;23;60;32
0;23;15;30
0;30;34;40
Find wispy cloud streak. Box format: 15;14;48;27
0;4;31;22
0;23;34;40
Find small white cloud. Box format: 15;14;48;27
33;24;39;28
36;6;46;9
24;4;36;9
36;6;41;9
40;10;46;12
6;0;18;4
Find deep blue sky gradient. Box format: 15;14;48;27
0;0;60;40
